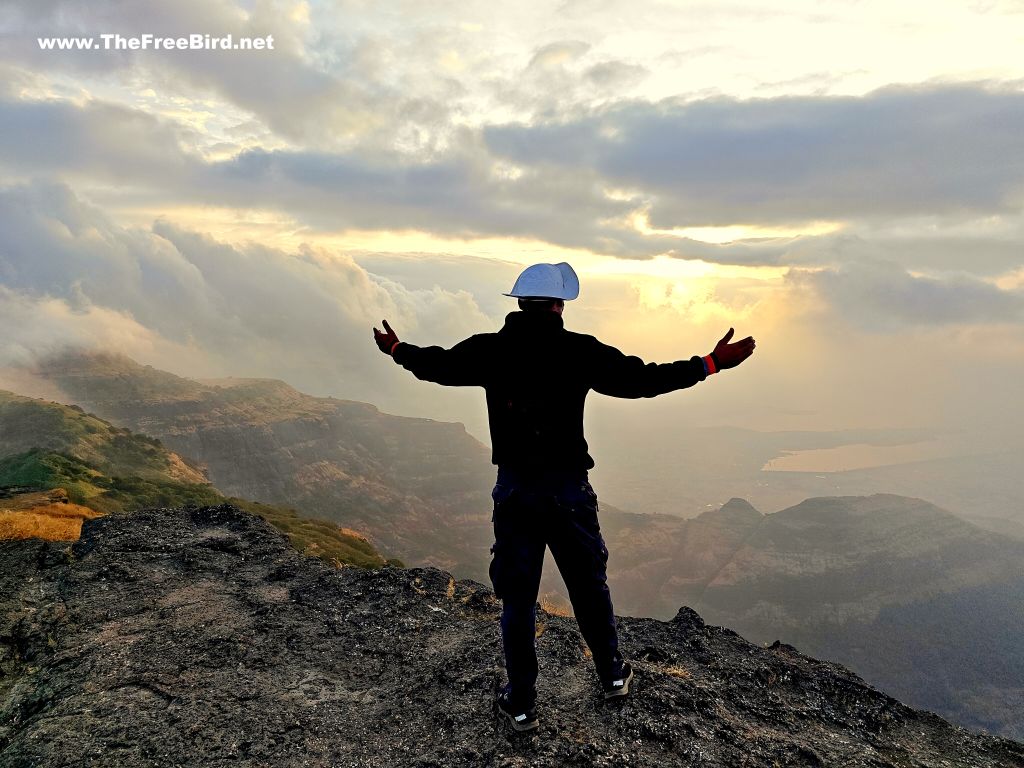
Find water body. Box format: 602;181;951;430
762;440;962;473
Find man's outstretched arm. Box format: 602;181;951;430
590;327;756;399
373;319;492;387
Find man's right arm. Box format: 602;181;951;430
392;334;494;387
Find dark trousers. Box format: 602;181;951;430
488;465;625;708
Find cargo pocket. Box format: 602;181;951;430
488;483;514;598
490;482;515;522
557;481;600;524
488;541;503;599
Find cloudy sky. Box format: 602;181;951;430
1;0;1022;464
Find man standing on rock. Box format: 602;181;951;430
373;262;756;731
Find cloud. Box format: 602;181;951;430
0;92;658;257
583;60;648;90
0;286;197;369
184;81;1024;260
0;180;494;406
2;79;1023;267
790;259;1024;330
490;39;652;122
0;96;196;183
2;178;1022;455
528;41;592;70
782;232;1024;277
350;252;525;319
485;83;1024;227
0;0;459;152
0;91;811;263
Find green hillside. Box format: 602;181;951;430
0;389;207;485
0;392;394;569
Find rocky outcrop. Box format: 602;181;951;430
2;504;1021;767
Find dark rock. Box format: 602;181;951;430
1;504;1022;767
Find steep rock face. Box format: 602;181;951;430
1;505;1022;768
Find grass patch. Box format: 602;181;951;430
662;665;691;679
0;450;393;569
539;593;573;617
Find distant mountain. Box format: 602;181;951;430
597;494;1024;739
19;351;497;574
3;503;1021;767
0;390;389;568
585;409;1024;532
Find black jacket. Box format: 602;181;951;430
392;310;709;471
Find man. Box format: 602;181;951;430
372;261;755;732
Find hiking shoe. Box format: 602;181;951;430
602;662;634;700
496;688;539;732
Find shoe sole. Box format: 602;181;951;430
496;699;539;732
603;666;635;700
506;714;540;732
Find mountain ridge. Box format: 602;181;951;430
16;351;497;570
0;388;207;486
593;493;1024;738
0;389;391;568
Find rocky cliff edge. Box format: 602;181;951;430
1;504;1022;768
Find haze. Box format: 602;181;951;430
1;0;1022;522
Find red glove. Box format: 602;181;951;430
706;328;755;372
373;319;401;356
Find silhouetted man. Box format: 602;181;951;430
373;261;755;731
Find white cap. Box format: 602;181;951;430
503;262;580;300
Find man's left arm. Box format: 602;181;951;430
373;319;493;387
